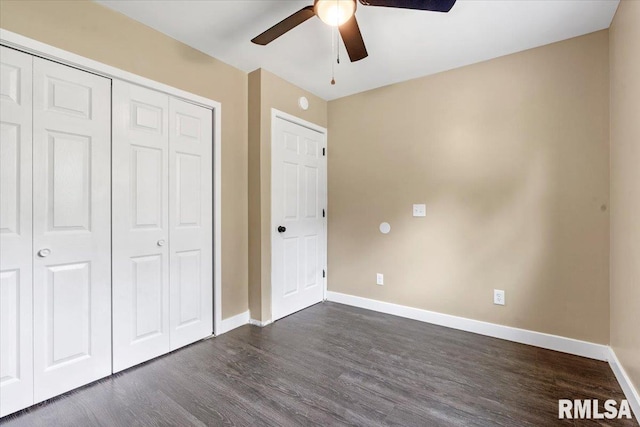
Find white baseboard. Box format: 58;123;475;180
608;348;640;422
326;291;609;361
216;310;250;335
216;312;273;333
249;318;273;327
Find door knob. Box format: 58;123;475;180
157;239;166;247
37;248;51;258
277;226;286;233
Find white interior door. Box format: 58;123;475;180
168;98;213;349
32;57;111;402
272;116;326;321
0;46;33;417
112;81;170;372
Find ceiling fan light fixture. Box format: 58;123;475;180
314;0;356;27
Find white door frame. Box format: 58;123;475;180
0;29;224;336
270;108;328;319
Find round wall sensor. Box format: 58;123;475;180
298;96;309;111
379;222;391;234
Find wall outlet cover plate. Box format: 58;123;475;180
413;204;426;217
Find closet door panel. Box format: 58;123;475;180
169;98;213;349
112;81;170;372
32;57;111;402
0;46;33;417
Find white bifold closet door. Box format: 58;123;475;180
112;82;170;372
31;57;112;402
112;81;212;373
1;47;112;415
168;97;213;350
1;46;34;417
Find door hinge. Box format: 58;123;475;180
322;209;325;218
322;269;326;278
322;147;326;156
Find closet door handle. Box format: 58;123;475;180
37;248;51;258
157;239;166;247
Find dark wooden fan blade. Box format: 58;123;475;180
251;6;316;45
359;0;456;13
338;15;368;62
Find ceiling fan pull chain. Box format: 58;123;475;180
337;26;340;64
331;58;335;85
331;26;336;85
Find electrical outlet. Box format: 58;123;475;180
494;289;505;306
376;273;384;286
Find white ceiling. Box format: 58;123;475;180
95;0;619;100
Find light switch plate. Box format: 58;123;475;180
413;204;426;217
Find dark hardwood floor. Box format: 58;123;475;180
3;302;637;426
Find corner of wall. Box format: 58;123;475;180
248;69;263;320
608;0;640;396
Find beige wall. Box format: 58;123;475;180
248;69;327;322
0;0;248;319
328;31;611;344
610;0;640;392
1;0;630;359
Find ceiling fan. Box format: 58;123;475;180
251;0;457;62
